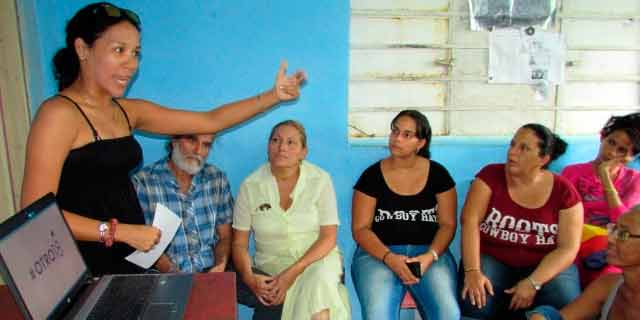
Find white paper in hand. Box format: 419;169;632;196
125;203;182;269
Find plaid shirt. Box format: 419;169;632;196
132;157;233;272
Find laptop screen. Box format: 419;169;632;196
0;195;88;319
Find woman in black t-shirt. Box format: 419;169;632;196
351;110;460;320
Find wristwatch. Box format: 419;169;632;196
527;276;542;291
98;222;109;243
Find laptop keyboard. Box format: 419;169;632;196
87;276;158;320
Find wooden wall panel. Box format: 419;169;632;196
0;0;31;221
349;0;640;139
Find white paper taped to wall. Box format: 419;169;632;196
488;28;565;85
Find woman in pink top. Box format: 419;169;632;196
561;113;640;287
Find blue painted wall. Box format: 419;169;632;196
20;1;614;319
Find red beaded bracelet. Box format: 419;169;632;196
105;218;118;248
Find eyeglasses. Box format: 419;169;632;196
607;223;640;241
390;127;417;139
93;3;141;26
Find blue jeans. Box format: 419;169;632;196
459;253;580;320
352;245;460;320
525;305;563;320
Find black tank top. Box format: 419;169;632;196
56;95;145;275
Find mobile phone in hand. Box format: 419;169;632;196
406;261;421;278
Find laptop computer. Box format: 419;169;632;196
0;193;193;320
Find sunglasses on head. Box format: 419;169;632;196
93;3;140;26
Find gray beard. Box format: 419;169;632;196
171;148;204;175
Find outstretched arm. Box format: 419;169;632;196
125;61;306;135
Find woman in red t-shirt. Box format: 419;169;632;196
460;123;584;319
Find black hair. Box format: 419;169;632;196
391;110;432;158
601;112;640;156
53;2;141;91
165;136;183;157
522;123;567;168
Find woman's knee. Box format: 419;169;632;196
310;309;329;320
424;253;457;286
354;278;401;316
413;288;460;319
352;266;403;317
304;261;338;280
351;250;395;289
460;295;501;319
537;265;580;307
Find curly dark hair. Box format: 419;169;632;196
600;112;640;156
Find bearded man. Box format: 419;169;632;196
132;134;233;273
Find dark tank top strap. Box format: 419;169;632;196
57;94;101;141
111;98;133;132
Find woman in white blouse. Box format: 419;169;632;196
232;120;350;320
